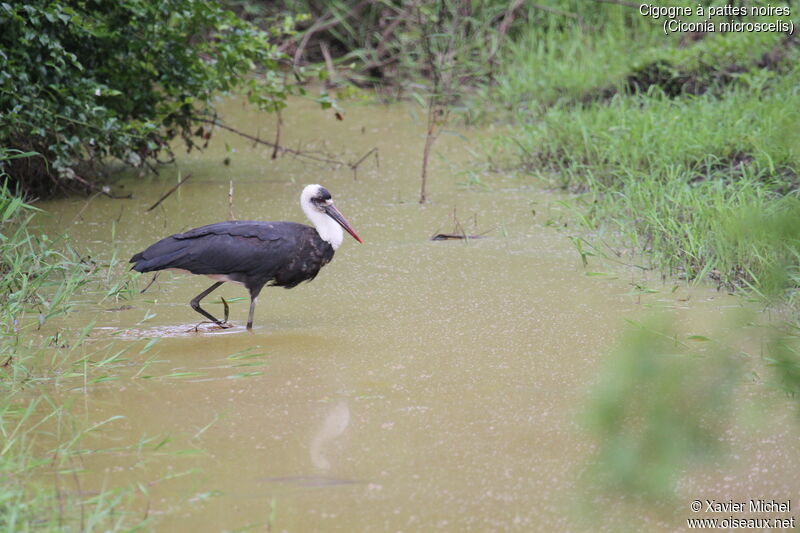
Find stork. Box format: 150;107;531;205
129;184;361;330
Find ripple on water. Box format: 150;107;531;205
93;324;245;339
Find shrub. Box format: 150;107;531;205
0;1;294;196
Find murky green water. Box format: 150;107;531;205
37;97;799;531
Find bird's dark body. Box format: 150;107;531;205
128;184;359;330
130;220;335;292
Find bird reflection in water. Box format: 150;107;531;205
310;400;350;470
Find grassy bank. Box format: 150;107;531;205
0;153;144;531
483;6;799;296
478;3;800;500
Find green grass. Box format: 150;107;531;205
481;5;800;502
482;9;658;114
525;78;800;290
484;13;800;293
0;155;148;531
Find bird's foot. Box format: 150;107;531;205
192;320;233;332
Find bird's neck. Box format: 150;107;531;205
303;205;343;250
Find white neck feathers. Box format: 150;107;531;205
301;194;343;250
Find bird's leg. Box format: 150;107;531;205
190;282;230;328
246;297;257;330
246;286;263;331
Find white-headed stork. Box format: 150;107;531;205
129;184;361;330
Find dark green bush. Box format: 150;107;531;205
0;1;293;196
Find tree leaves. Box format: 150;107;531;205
1;1;295;194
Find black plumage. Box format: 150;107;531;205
129;185;360;330
131;221;334;288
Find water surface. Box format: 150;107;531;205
37;96;800;531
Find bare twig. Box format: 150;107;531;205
349;147;379;179
146;173;192;212
431;208;493;241
500;0;528;34
195;116;378;175
487;0;527;82
228;180;236;220
271;110;282;159
452;207;466;239
140;273;159;294
417;5;439;204
374;14;405;61
290;15;335;61
320;42;337;85
195;117;345;166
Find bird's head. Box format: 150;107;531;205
301;184;362;247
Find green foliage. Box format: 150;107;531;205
0;0;294;195
585;316;740;499
584;309;800;501
485;2;800;503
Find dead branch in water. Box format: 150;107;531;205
350;147;379;180
221;297;230;324
195;117;338;164
140;272;159;294
430;208;492;241
194;117;379;177
71;173;132;199
146;173;192;212
430;233;489;241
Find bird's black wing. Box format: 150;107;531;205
129;221;313;281
172;220;287;242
